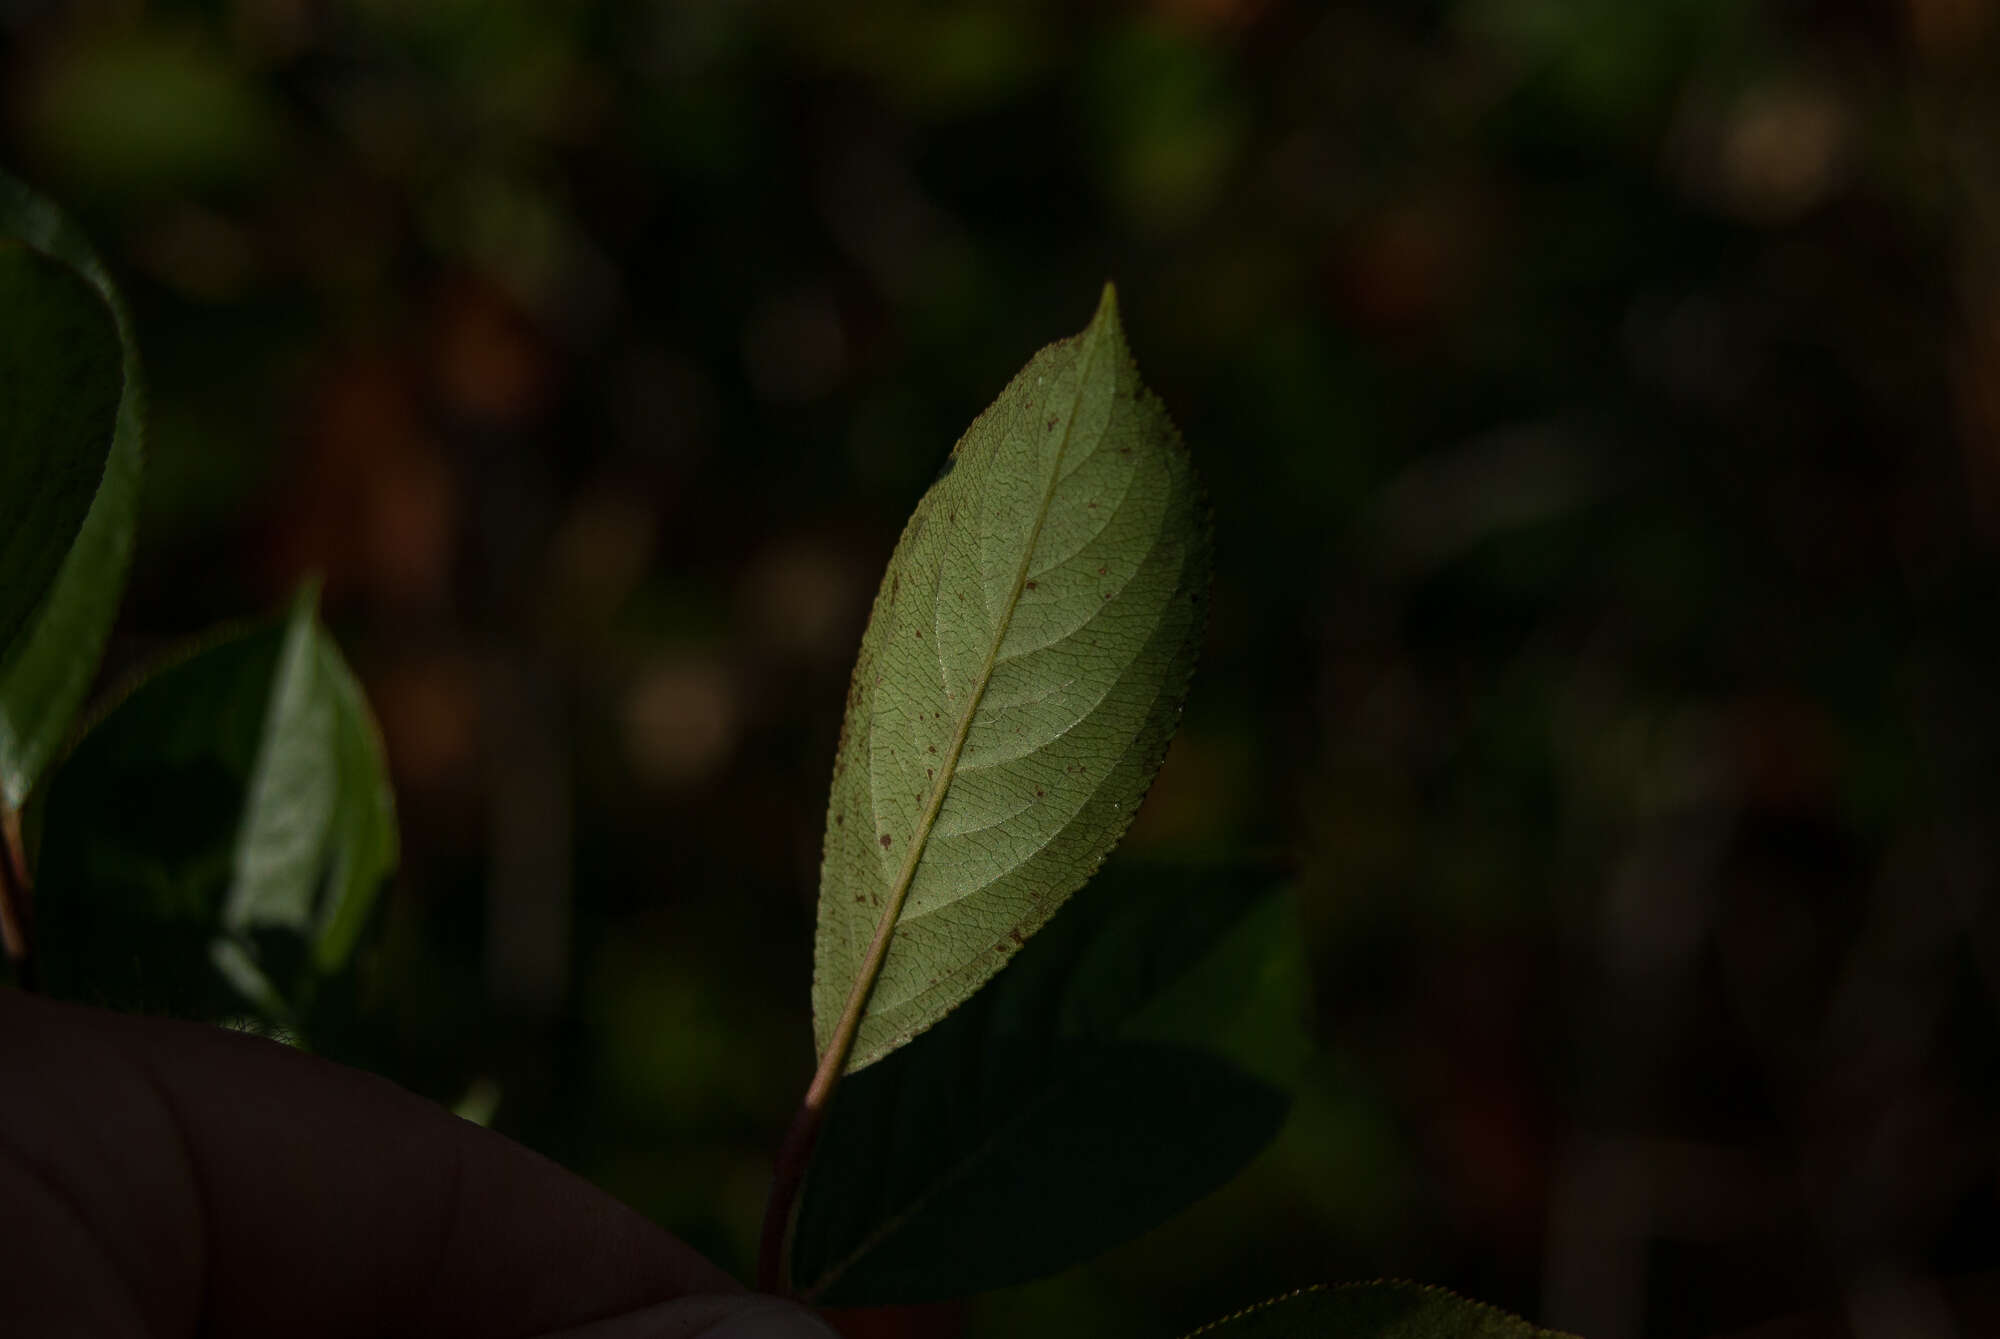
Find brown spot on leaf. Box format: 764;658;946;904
1025;580;1037;591
1009;929;1024;945
880;834;892;848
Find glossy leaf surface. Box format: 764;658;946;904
0;170;144;808
35;589;398;1026
815;285;1211;1071
1185;1284;1575;1339
793;864;1305;1303
0;243;118;666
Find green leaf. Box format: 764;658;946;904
0;244;119;669
1184;1283;1578;1339
34;588;398;1028
312;631;400;972
792;864;1305;1303
0;170;145;809
815;284;1212;1072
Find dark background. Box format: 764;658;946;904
6;2;2000;1336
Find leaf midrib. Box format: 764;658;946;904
836;325;1109;1060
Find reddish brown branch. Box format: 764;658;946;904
757;1022;861;1296
757;1090;827;1296
0;803;36;991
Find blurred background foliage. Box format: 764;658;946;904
6;0;2000;1335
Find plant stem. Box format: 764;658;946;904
757;306;1112;1295
757;949;881;1295
757;1068;831;1295
0;803;36;991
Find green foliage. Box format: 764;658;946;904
22;30;282;194
0;173;391;1037
814;285;1212;1073
0;165;1567;1334
1186;1284;1575;1338
0;245;117;660
793;864;1306;1303
9;4;1988;1329
0;170;143;808
35;587;397;1028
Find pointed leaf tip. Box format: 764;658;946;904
1076;282;1129;378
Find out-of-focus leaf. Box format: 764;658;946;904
814;285;1212;1074
312;632;399;971
792;864;1305;1304
22;32;282;193
0;244;118;666
1087;22;1244;230
35;588;398;1027
0;169;144;809
1183;1283;1575;1339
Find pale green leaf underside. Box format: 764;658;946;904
0;169;145;809
813;286;1212;1072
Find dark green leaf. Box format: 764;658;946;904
0;243;119;669
792;864;1306;1304
0;169;145;809
1184;1283;1577;1339
35;588;398;1028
